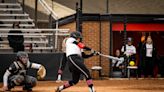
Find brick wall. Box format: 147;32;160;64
59;21;110;77
100;21;110;76
59;22;76;32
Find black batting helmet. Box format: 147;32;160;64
70;31;82;39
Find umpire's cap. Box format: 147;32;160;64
70;31;82;39
17;51;28;58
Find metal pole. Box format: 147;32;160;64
80;0;83;11
109;15;113;77
99;14;102;77
35;0;38;28
79;0;83;32
22;0;25;13
76;2;79;32
123;15;127;77
49;0;53;28
75;0;83;32
106;0;109;13
124;15;127;52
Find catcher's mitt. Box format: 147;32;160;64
37;65;46;80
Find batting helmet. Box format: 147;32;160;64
70;31;82;39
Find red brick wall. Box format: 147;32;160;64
59;21;110;77
82;21;101;77
100;21;110;76
59;22;76;32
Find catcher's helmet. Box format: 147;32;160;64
17;51;28;58
70;31;82;39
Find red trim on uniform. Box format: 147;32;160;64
112;23;164;31
58;69;63;74
64;82;71;88
78;42;85;49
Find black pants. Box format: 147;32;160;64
144;57;154;77
68;55;92;84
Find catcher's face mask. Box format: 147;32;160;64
17;51;29;65
20;56;29;65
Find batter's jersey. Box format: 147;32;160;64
66;37;81;57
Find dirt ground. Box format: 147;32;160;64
0;78;164;92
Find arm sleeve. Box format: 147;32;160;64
3;70;11;86
82;52;94;58
31;63;42;69
83;46;92;51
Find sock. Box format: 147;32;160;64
86;79;95;92
58;81;72;91
57;69;63;81
89;86;95;92
57;74;62;81
58;85;64;91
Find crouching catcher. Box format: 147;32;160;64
2;51;46;91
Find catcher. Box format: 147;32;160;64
2;51;46;91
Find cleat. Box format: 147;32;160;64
55;80;63;83
55;87;61;92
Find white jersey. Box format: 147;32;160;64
121;44;136;56
146;43;153;57
66;37;81;57
112;57;124;67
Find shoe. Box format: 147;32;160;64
23;86;32;92
8;81;15;90
55;87;61;92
